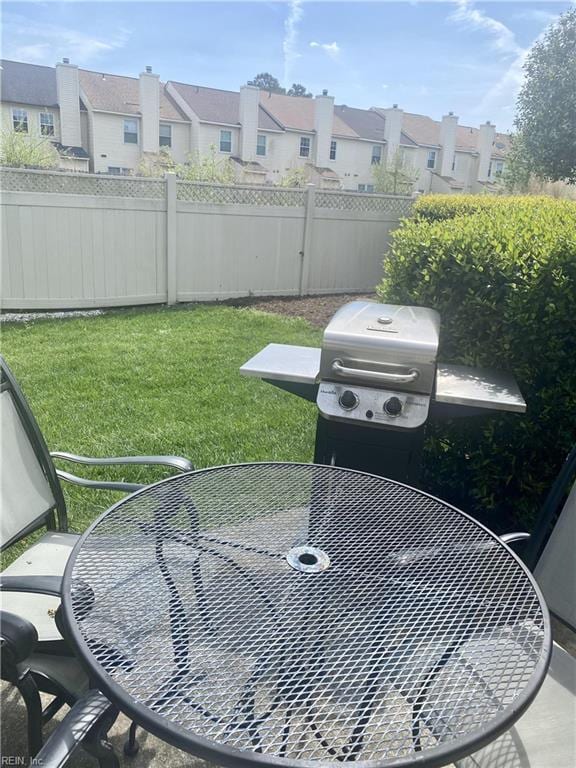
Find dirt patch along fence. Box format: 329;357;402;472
0;168;412;311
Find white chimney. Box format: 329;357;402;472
439;112;458;177
56;58;81;147
314;91;335;167
239;85;260;162
380;105;404;159
139;66;160;153
477;121;496;182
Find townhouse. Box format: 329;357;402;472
0;57;510;193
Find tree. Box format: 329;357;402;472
177;145;235;184
278;167;309;187
501;134;531;193
515;8;576;183
372;150;418;195
137;148;177;177
287;83;312;98
248;73;286;94
0;130;58;169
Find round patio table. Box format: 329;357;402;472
62;463;551;768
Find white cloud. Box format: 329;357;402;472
459;1;564;123
381;83;389;90
309;41;341;58
448;0;522;58
283;0;304;87
2;13;130;67
514;10;559;26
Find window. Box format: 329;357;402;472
299;136;310;158
329;140;337;161
358;184;374;193
256;134;267;156
159;123;172;148
39;112;55;136
426;150;437;170
12;108;28;133
107;167;131;176
124;119;138;144
488;161;493;178
494;160;504;176
220;130;232;153
371;145;382;165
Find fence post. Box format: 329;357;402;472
165;172;177;305
299;183;315;296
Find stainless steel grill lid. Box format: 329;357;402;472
65;463;549;768
320;302;440;395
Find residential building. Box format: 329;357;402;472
79;67;190;174
0;59;89;171
1;58;510;192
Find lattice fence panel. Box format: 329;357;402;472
177;182;306;207
0;169;165;199
315;191;413;216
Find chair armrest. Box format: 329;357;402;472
500;532;531;545
56;469;143;493
51;451;194;473
0;575;63;597
32;690;116;768
1;610;38;664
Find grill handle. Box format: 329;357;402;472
331;359;420;384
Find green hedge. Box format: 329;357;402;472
378;195;576;529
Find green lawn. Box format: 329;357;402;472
1;305;322;552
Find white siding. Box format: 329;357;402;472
91;113;142;173
1;103;62;142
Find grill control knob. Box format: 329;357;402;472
384;396;403;417
339;390;359;410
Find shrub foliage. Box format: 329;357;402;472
378;195;576;528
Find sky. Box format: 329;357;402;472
1;1;573;131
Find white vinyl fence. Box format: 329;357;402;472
0;168;412;310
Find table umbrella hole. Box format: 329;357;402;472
286;546;330;573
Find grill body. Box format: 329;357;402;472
316;302;439;483
240;302;526;486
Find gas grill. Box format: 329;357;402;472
241;300;526;484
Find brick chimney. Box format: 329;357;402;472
314;91;335;167
477;121;496;182
380;105;403;159
56;58;81;147
139;66;160;153
239;84;260;162
439;112;458;177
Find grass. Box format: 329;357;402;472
1;304;322;560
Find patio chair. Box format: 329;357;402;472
455;443;576;768
0;354;193;760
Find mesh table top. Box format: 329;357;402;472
63;463;551;768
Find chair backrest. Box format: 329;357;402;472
534;481;576;631
527;444;576;632
0;356;67;550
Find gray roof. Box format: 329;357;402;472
170;82;282;130
334;104;417;146
334;105;386;142
0;59;58;107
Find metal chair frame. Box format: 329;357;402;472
0;354;194;763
